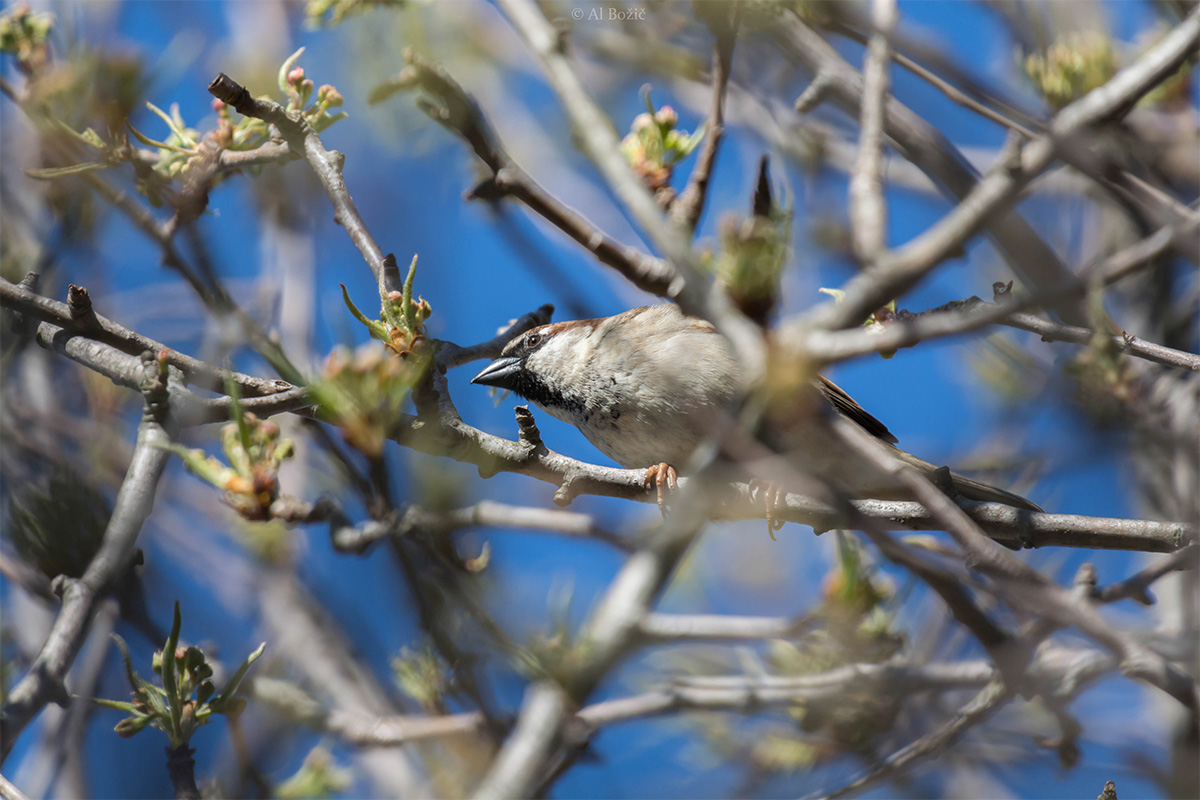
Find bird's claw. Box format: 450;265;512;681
750;479;787;541
644;463;678;517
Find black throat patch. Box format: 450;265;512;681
510;370;586;417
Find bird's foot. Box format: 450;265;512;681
643;463;678;517
750;479;787;541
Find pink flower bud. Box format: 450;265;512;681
287;66;305;84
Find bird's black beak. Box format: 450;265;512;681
471;356;522;391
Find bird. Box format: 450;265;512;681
471;303;1040;518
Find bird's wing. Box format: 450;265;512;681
815;375;899;444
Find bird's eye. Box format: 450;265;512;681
525;333;542;348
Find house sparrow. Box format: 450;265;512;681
472;304;1040;515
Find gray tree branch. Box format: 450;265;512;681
788;5;1200;335
1;374;174;760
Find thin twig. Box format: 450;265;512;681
208;73;400;296
331;500;629;553
822;680;1014;799
826;7;1046;132
1092;544;1198;606
435;303;555;369
0;553;56;604
637;612;815;642
860;529;1012;652
392;52;677;296
798;219;1198;366
890;49;1037;137
829;18;1039;137
671;5;738;232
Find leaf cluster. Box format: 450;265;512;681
620;88;706;192
95;602;264;748
157;382;295;521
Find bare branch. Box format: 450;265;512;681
473;485;712;796
256;645;1120;750
0;774;32;800
473;684;571;799
670;5;738;232
800;284;1200;374
636;612;814;642
193;387;313;426
1;278;294;397
799;220;1197;366
5;279;1192;555
768;8;1089;327
1004;310;1200;373
3;283;310;428
848;0;896;262
328;500;629;553
23;316;149;395
1;392;174;759
796;6;1200;333
829;415;1199;710
390;386;1193;552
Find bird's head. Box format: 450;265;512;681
470;318;604;411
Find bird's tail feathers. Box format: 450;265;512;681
892;449;1041;512
948;472;1042;512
